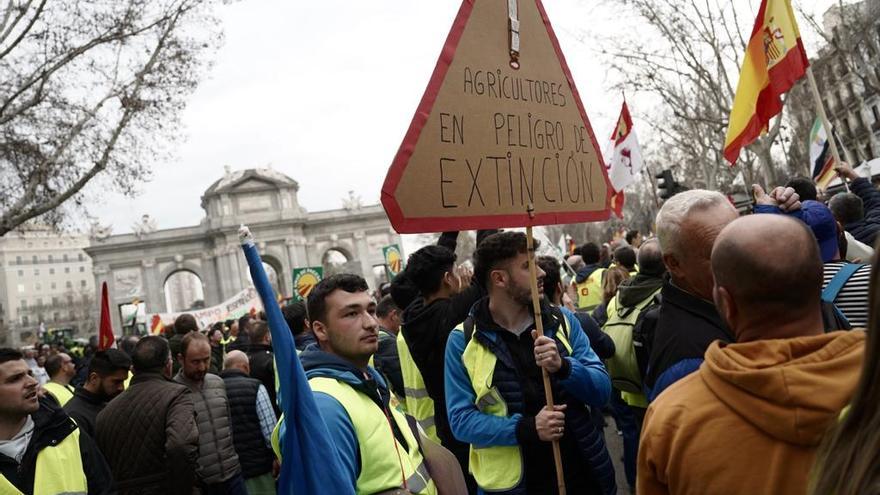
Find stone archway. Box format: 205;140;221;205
163;269;206;313
251;255;283;296
322;247;354;277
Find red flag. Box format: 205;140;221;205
610;190;625;218
98;282;115;350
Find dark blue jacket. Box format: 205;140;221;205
574;263;604;284
644;279;732;402
844;177;880;246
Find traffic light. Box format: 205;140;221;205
656;169;675;200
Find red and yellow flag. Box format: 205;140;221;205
723;0;808;164
150;314;165;336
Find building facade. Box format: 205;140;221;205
0;227;96;348
813;0;880;163
86;167;402;334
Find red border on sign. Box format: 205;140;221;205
381;0;613;234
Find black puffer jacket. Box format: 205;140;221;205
0;398;114;495
843;177;880;246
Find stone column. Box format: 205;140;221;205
141;259;160;315
200;251;220;305
353;230;374;289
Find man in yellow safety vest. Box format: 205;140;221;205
42;353;75;407
445;232;614;494
300;274;437;494
0;348;114;494
574;242;607;311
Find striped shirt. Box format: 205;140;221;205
822;262;870;328
255;384;278;448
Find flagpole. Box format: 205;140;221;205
806;66;850;192
526;207;567;495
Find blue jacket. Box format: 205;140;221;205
445;301;613;493
298;346;398;489
845;177;880;246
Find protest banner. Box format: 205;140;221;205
149;286;262;329
381;0;612;235
381;1;616;491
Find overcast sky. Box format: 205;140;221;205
91;0;837;237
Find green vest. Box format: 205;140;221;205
602;288;660;400
0;427;87;494
396;329;439;443
576;268;605;311
43;382;73;406
309;377;437;495
455;316;572;492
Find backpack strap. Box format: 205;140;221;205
463;316;476;343
822;263;864;303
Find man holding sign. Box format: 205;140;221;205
444;232;613;495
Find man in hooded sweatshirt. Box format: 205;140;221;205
637;214;866;495
300;273;436;494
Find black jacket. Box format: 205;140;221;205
294;331;317;351
63;387;106;439
0;398;114;495
644;279;732;400
373;328;405;398
243;343;278;415
844;177;880;246
401;286;483;448
572;312;616;360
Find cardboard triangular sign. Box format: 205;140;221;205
382;0;612;234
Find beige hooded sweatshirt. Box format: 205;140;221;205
637;330;865;495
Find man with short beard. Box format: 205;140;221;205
0;348;113;494
175;331;245;494
444;232;613;494
64;349;131;438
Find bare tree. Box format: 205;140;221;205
582;0;794;190
796;0;880;161
0;0;226;236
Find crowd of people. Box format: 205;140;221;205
2;161;880;494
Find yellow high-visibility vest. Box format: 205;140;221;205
455;317;572;492
0;426;87;495
310;377;437;495
576;268;605;311
43;382;73;406
396;329;439;443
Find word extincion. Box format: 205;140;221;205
437;150;597;210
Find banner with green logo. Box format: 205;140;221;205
382;244;404;280
292;266;323;301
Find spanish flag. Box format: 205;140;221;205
150;314;165;336
723;0;808;164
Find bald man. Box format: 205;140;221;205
637;215;866;495
220;350;278;495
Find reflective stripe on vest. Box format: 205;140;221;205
576;268;605;311
43;382;74;406
308;377;437;495
456;316;572;492
396;330;439;443
0;427;87;495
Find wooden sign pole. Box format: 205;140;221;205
526;214;566;495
